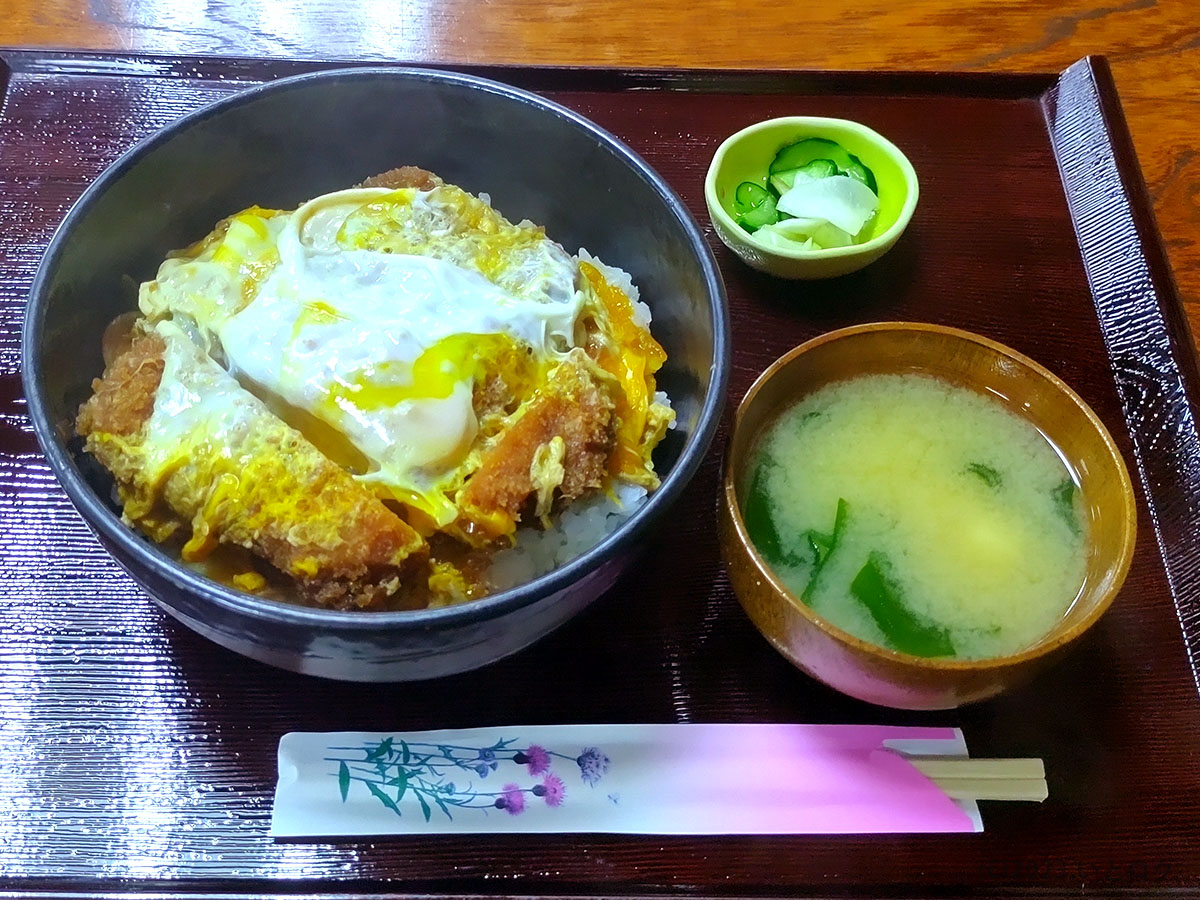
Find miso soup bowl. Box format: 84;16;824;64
718;322;1137;710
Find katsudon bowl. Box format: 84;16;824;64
22;67;730;682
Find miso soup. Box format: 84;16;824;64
743;373;1088;660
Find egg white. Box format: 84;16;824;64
142;187;585;524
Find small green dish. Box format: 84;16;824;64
705;116;919;280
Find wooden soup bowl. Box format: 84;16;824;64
718;322;1137;709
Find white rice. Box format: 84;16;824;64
488;482;649;590
576;247;654;328
578;248;675;433
484;251;671;590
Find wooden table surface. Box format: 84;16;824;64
3;0;1198;339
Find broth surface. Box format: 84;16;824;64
744;373;1087;659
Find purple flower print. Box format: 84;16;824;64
576;747;610;786
494;783;526;815
474;747;499;777
532;773;566;807
329;735;605;821
513;744;551;776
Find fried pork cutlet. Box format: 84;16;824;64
356;165;444;191
76;325;427;610
77;166;668;611
457;349;617;541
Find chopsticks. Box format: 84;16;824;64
906;757;1048;802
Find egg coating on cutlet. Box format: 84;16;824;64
80;168;674;609
77;323;427;610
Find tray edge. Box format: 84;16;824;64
0;45;1059;99
1042;55;1200;698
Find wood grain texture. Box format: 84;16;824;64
1;0;1198;346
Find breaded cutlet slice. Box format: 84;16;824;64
356;166;444;191
457;349;617;541
76;323;427;611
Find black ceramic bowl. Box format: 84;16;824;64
22;67;729;682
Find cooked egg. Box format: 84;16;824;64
140;185;586;525
127;319;302;546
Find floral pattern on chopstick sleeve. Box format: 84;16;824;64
324;736;610;821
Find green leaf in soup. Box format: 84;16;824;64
802;497;850;600
742;458;803;567
805;529;833;566
850;552;956;658
1052;478;1081;535
965;462;1002;489
338;761;350;803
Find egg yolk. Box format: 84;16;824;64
579;261;667;479
321;332;534;412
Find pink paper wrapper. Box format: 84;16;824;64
272;723;980;837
